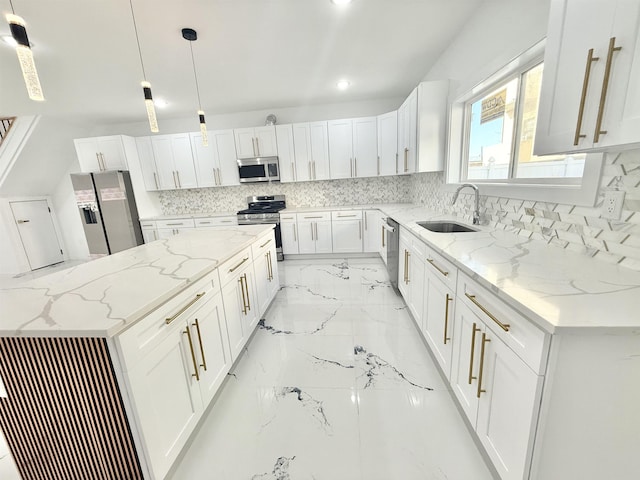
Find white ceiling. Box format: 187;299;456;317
0;0;483;126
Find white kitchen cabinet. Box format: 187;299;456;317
535;0;640;155
220;251;259;361
275;124;296;183
328;117;377;179
74;135;129;172
298;212;332;254
252;234;279;316
397;87;418;174
309;122;331;180
155;218;195;239
140;220;158;244
450;275;548;480
280;214;299;255
136;137;160;191
328;119;353;179
398;231;411;300
194;216;238;228
377;111;398;176
151;134;197;190
422;246;458;380
292;124;312;182
191;130;239;187
416;80;449;172
331;210;363;254
406;241;426;326
234;126;277;159
363;209;383;253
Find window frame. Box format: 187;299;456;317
445;39;603;206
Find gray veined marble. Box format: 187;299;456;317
354;345;434;391
251;456;296;480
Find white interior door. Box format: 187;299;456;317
10;200;64;270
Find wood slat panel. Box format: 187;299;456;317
0;337;143;480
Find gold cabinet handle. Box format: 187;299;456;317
354;157;357;177
153;172;159;189
239;276;248;315
266;251;273;281
304;215;324;219
172;171;177;188
574;48;599;145
444;294;452;344
165;292;206;325
377;155;380;176
95;153;101;170
312;161;316;179
176;171;182;188
193;318;207;372
404;148;408;172
293;223;297;242
350;158;353;177
364;211;368;230
337;214;358;218
465;293;510;332
427;258;449;277
594;37;622;143
183;327;200;381
242;273;251;311
314;222;318;241
229;256;249;273
166;222;184;226
17;219;30;224
359;220;362;240
406;250;411;284
260;239;271;248
468;322;481;385
310;223;314;241
308;161;312;179
291;163;295;181
381;225;385;247
477;333;491;398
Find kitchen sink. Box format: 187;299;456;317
416;221;479;233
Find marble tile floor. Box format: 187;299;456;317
168;258;497;480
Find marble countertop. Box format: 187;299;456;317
0;225;274;338
283;203;640;333
140;211;238;222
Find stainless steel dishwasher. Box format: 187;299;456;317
383;217;399;291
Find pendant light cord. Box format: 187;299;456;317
128;0;147;80
8;0;15;14
189;42;203;110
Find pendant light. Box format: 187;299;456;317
182;28;208;147
129;0;159;133
6;0;44;101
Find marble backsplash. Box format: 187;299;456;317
410;149;640;271
158;175;411;214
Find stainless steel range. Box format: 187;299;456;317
237;195;286;261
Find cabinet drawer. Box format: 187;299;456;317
218;246;253;286
194;216;238;227
331;210;362;220
424;245;458;291
251;231;275;258
457;272;550;374
298;211;331;222
117;269;220;371
140;220;157;229
155;218;195;229
280;213;297;223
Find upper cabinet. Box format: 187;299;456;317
151;134;198;190
277;122;330;182
397;87;418;174
377;111;398;176
535;0;640;155
234;126;277;159
275;124;296;183
191;129;240;188
136;137;159;191
74;135;129;172
328;117;377;179
416;80;449;173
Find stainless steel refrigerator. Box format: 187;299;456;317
70;171;143;255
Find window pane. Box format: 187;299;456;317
466;77;518;180
515;63;586;178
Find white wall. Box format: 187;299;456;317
422;0;551;99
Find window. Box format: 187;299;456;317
464;62;586;182
447;40;603;207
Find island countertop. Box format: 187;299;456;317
0;225;274;338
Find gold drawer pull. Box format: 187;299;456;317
193;318;207;371
183;327;200;381
337;214;357;218
260;239;271;248
444;294;452;344
574;48;599;145
465;293;510;332
477;333;491;398
165;292;206;324
166;222;184;226
229;256;249;273
304;215;324;219
468;322;480;384
594;37;622;143
427;258;449;277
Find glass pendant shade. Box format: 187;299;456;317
7;14;44;101
198;110;208;146
141;81;159;133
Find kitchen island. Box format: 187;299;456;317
0;225;279;480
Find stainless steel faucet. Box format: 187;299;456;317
452;183;481;225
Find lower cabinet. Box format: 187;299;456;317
253;235;280;316
331;210;363;253
140;221;158;243
363;209;382;253
280;214;299;255
298;213;332;254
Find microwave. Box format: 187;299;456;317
237;157;280;183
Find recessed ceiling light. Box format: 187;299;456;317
331;0;352;5
337;80;351;90
153;98;169;108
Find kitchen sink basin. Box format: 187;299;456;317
416;221;479;233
